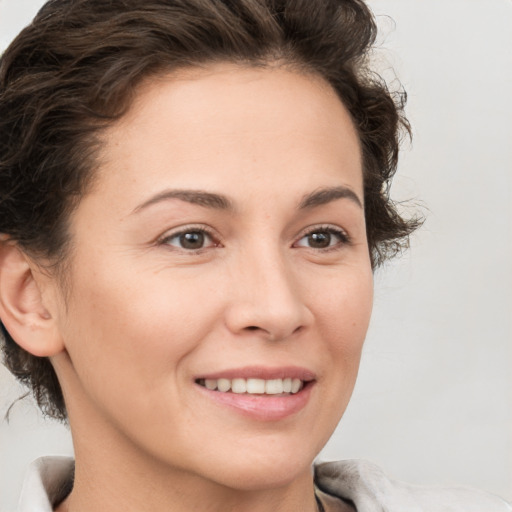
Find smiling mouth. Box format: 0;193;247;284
195;377;306;395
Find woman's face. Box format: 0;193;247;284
50;64;373;489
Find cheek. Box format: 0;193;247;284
313;265;373;396
318;266;373;347
61;259;236;403
58;266;213;402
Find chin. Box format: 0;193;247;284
192;443;319;492
215;462;312;492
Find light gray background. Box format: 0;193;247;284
1;0;511;510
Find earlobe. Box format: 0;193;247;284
0;240;64;357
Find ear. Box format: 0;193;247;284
0;239;65;357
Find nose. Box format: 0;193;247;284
224;251;313;341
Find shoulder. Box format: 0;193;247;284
17;457;74;512
314;459;512;512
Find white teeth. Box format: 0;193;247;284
231;378;247;394
199;377;305;395
217;378;231;392
265;379;283;394
246;378;266;394
205;379;217;390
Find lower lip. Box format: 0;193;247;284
196;382;314;421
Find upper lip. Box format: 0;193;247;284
195;366;316;381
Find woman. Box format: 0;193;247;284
0;1;509;511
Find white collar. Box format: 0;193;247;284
18;457;74;512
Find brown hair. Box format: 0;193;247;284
0;0;419;421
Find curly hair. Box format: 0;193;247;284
0;0;419;421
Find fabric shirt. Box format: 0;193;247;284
17;456;512;512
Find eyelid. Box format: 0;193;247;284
293;224;351;249
157;224;221;250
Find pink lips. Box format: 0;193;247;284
194;366;315;421
196;365;315;381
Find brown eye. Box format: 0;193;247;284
179;232;205;249
162;229;215;250
295;227;348;250
307;232;332;249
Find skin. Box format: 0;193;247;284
13;64;373;511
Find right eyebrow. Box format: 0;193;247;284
131;189;235;215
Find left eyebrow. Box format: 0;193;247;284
298;186;363;210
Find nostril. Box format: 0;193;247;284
246;326;259;331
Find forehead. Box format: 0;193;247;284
93;63;363;208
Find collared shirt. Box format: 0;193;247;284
17;457;512;512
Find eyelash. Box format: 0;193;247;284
158;224;350;254
294;225;351;251
157;225;220;252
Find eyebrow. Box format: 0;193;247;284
132;189;234;214
132;185;362;215
298;186;363;210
